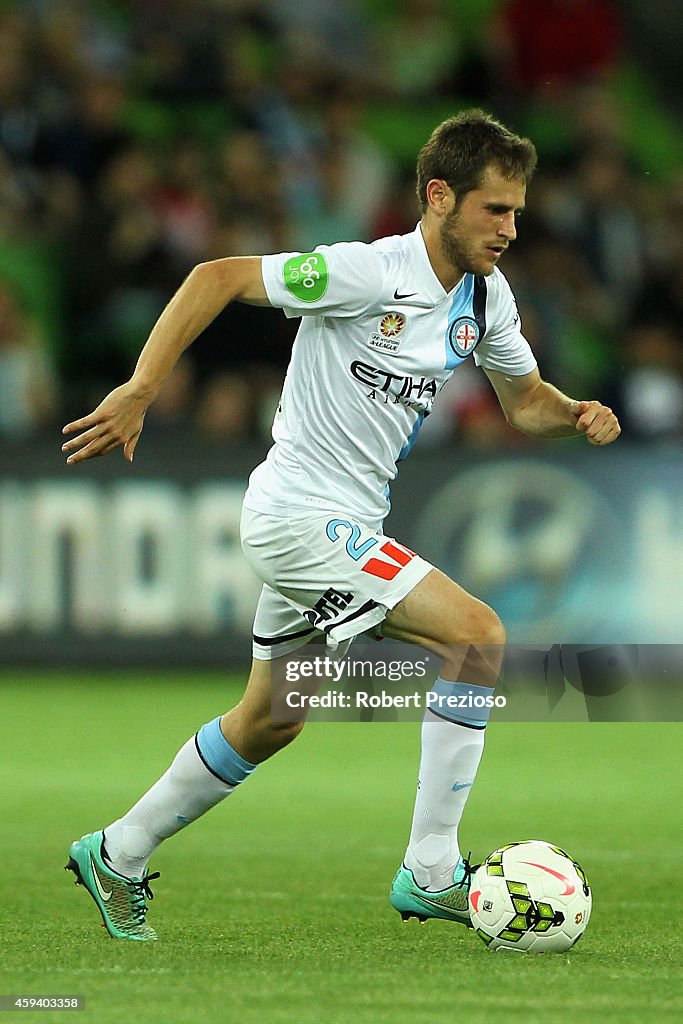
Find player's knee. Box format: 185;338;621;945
442;601;506;649
474;605;506;647
440;605;505;686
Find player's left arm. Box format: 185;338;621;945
485;367;621;445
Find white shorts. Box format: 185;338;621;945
241;506;434;660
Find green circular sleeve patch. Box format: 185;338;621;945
283;252;329;303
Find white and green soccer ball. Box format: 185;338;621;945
469;840;592;952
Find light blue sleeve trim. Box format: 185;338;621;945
428;678;493;727
196;717;257;786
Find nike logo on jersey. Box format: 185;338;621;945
451;781;473;792
393;289;417;300
90;855;113;902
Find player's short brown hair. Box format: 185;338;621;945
416;109;537;211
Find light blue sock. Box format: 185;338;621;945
196;717;257;786
426;678;494;729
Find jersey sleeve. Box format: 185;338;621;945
261;241;387;318
474;270;537;376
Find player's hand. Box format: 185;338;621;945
569;400;621;446
61;382;150;464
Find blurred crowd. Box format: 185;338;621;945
1;0;682;448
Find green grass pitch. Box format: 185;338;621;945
1;671;681;1024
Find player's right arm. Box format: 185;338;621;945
62;257;268;464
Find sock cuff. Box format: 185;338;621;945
196;717;257;786
428;677;493;728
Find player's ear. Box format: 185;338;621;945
426;179;454;215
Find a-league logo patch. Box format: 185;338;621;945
448;316;480;358
378;311;406;338
368;311;407;354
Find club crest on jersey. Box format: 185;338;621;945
448;316;480;359
368;311;406;353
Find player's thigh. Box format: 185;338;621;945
383;566;505;653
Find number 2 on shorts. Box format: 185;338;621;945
325;518;378;560
325;519;415;581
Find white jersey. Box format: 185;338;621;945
244;223;537;526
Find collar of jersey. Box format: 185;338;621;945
408;223;465;305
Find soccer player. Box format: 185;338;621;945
62;109;620;940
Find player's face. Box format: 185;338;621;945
440;166;526;277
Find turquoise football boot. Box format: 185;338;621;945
390;857;476;927
65;830;159;941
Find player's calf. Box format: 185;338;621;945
221;707;305;764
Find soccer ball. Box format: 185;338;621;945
469;840;591;952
